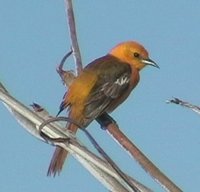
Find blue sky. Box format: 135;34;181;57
1;1;200;191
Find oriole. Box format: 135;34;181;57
48;41;158;176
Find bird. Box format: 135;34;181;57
48;41;158;176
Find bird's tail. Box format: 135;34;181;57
47;122;79;177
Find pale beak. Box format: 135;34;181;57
142;58;159;68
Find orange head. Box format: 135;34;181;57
109;41;158;70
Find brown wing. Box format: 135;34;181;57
83;55;132;119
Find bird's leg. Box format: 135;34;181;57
96;113;118;130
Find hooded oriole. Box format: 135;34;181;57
48;41;158;176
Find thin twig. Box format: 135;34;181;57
56;49;76;87
106;123;182;192
64;0;83;74
167;97;200;115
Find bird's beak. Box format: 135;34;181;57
141;58;159;68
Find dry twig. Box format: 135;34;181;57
167;97;200;115
64;0;82;74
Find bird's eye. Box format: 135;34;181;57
133;52;140;58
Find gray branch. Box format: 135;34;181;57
0;82;153;192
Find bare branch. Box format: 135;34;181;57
106;122;182;192
64;0;83;74
167;97;200;115
56;50;76;87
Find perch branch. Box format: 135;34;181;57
106;122;182;192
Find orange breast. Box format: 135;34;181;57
64;70;98;124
